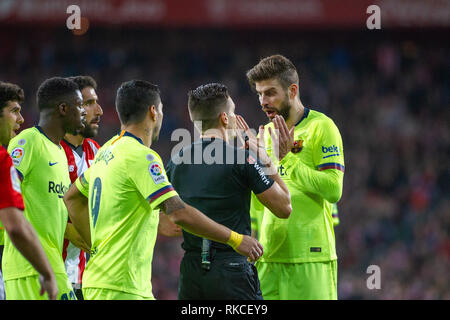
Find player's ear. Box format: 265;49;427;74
58;103;67;116
219;112;228;127
288;84;298;100
149;105;157;120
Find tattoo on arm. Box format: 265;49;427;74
158;196;185;215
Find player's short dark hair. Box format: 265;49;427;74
115;80;161;125
246;54;299;90
0;82;24;116
67;75;97;91
36;77;80;111
187;83;230;131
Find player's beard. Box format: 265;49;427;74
276;94;292;122
81;122;98;138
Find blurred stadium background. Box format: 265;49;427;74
0;0;449;299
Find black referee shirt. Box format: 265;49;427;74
166;137;274;253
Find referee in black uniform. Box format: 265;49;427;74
166;83;291;300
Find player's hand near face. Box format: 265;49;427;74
236;115;276;175
236;114;292;219
269;115;294;161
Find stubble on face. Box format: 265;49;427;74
277;93;292;122
255;79;292;123
80;87;102;138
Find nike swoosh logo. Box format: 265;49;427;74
49;162;58;166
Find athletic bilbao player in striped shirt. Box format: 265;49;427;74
61;76;103;300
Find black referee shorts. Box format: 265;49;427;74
178;251;263;300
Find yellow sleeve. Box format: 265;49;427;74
75;167;91;197
250;192;265;241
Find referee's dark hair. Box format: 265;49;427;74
36;77;80;111
188;83;230;131
0;82;24;114
67;75;97;91
115;80;161;125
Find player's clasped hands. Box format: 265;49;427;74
269;115;295;161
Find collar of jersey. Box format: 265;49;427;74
294;107;310;127
62;138;84;157
35;125;61;149
116;130;144;145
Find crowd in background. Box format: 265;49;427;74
0;27;448;299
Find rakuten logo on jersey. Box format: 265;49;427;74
48;181;68;198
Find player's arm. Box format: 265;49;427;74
157;196;263;261
250;192;264;239
158;211;182;237
64;222;91;252
254;163;291;218
284;161;343;203
332;203;340;226
276;115;344;203
0;207;58;300
63;173;91;248
157;159;182;237
4;139;57;299
143;153;261;260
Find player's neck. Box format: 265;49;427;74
200;128;228;143
38;117;66;145
121;124;152;148
64;133;84;147
286;99;305;129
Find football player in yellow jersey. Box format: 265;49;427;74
64;80;264;300
245;55;345;300
4;77;86;300
0;81;57;300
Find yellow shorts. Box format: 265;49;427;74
83;287;155;300
256;260;338;300
4;273;76;300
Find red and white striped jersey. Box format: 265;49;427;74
61;138;100;286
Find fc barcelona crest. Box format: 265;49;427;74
291;139;303;153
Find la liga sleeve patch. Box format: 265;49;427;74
148;162;167;185
10;147;25;166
